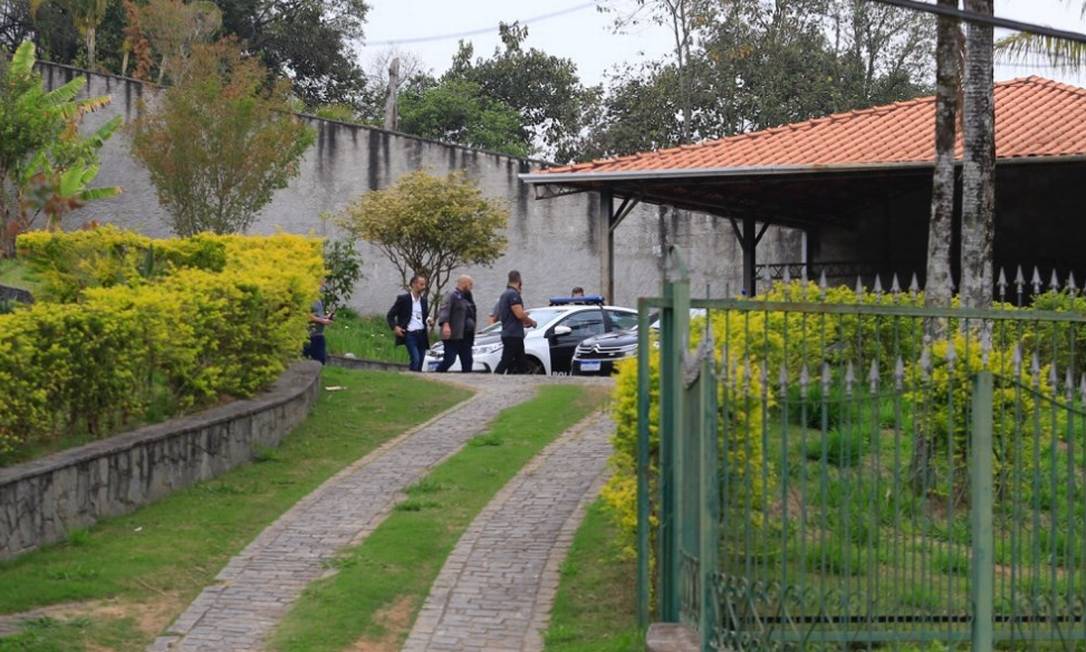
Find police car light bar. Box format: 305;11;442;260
549;295;605;306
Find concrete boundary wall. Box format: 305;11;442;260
40;60;804;313
0;360;321;560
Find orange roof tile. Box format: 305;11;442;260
540;77;1086;176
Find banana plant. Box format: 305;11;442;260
0;41;122;255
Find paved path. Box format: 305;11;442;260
152;375;548;651
402;413;614;652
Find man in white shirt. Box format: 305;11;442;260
386;274;430;371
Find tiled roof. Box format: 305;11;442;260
541;77;1086;176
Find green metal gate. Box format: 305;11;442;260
637;272;1086;650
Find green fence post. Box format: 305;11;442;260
637;299;651;628
659;275;690;622
699;354;718;651
971;370;994;651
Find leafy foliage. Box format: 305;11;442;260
444;23;592;161
0;40;121;257
398;78;528;157
336;170;508;313
214;0;369;107
0;228;323;458
130;40;315;235
321;238;363;314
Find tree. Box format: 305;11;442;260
445;23;593;161
959;0;995;309
30;0;110;69
398;78;528;157
213;0;369;107
336;171;508;313
130;39;314;235
582;0;934;158
136;0;222;82
0;40;121;256
924;0;963;312
996;3;1086;69
600;0;707;144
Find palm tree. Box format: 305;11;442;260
925;0;963;312
996;2;1086;69
30;0;110;70
960;0;995;309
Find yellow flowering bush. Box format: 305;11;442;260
0;229;322;459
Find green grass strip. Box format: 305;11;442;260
324;311;408;363
269;384;608;652
0;616;144;652
0;368;469;650
544;498;640;651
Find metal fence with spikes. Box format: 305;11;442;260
754;263;1083;308
636;265;1086;651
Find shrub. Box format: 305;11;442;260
322;239;363;314
0;229;322;460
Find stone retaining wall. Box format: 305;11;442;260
0;360;322;560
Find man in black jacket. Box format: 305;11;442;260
386;273;430;371
436;275;477;373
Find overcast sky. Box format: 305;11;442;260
355;0;1086;87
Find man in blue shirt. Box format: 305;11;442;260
495;270;537;374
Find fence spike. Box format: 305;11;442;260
981;328;991;366
946;337;957;370
894;356;905;390
1050;269;1061;292
920;346;932;380
1013;343;1022;376
1068;271;1078;295
1015;265;1025;306
997;268;1008;302
1049;363;1058;389
855;275;864;299
779;361;789;392
1080;373;1086;404
819;269;828;292
869;359;880;393
1032;266;1043;294
760;360;769;394
783;265;792;284
890;273;902;294
1031;351;1041;384
800;364;810;398
845;360;855;396
821;362;832;391
873;274;884;297
1066;368;1075;401
909;272;920;294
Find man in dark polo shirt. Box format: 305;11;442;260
494;270;537;374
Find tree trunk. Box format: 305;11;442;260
384;57;400;131
85;25;96;70
959;0;995;309
924;0;960;313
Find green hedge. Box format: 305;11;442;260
0;229;323;459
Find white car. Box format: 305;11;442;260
423;303;639;375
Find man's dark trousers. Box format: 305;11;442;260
405;330;427;371
436;332;474;373
496;336;527;374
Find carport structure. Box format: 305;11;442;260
520;76;1086;299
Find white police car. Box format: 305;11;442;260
424;296;638;375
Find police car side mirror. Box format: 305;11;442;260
552;325;573;337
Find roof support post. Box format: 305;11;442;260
742;215;757;296
601;189;615;303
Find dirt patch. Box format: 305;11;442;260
349;596;415;652
0;592;185;641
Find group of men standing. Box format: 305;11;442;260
385;270;537;374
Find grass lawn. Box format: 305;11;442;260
0;367;470;651
0;259;37;293
269;383;610;652
324;310;408;364
544;498;641;651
